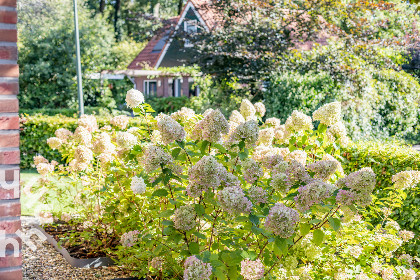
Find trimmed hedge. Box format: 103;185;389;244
20;115;142;169
20;106;129;117
341;141;420;255
146;96;190;115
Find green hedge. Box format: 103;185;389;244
341;141;420;255
146;96;190;115
20;106;129;117
20;115;141;169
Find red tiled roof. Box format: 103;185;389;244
128;17;179;70
189;0;220;30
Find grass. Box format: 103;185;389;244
21;169;78;216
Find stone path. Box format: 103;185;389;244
22;217;131;280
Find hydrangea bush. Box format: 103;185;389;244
35;89;418;279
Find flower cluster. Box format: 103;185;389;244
248;186;268;204
265;117;281;128
171;107;196;123
74;126;92;145
74;145;93;164
187;156;227;197
392;170;420;190
116;131;137;149
55;128;73;142
336;167;376;206
156;113;186;144
125;89;144;108
242;158;263;184
230;110;245;124
47;137;62;150
93;132;115;154
307;160;339;181
111;115;130;130
130;176;147;194
285;110;313;134
191;109;229;143
229;120;259;148
295;180;335;212
312;102;341;126
240;259;265;280
173;205;196;232
120;230;140;247
36;162;55;176
254;102;266;117
183;256;212;280
327;121;349;146
265;203;300;238
142;145;173;173
257;128;274;146
399;230;415;242
240;99;257;120
78;114;98;132
217;186;252;214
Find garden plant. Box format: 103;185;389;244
33;89;419;279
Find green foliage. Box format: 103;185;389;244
19;114;141;169
265;46;420;142
341;141;420;255
19;107;127;117
17;0;141;110
146;96;190;115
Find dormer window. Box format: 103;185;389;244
184;20;198;47
184;20;198;33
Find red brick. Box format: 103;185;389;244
0;150;19;165
0;30;16;42
0;269;22;280
0;0;16;7
0;46;17;61
0;65;18;77
0;201;20;217
0;82;18;95
0;116;18;130
0;11;16;24
0;253;21;268
0;219;20;234
0;132;18;148
0;188;19;199
0;99;17;113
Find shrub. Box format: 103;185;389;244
33;90;418;279
341;141;420;255
146;96;190;115
20;114;141;169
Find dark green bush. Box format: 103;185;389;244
146;96;190;115
20;115;142;169
341;141;420;255
20;106;129;117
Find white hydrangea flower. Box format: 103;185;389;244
47;137;62;150
130;176;147;194
111;115;130;130
240;99;256;119
257;128;274;146
285;110;313;133
265;117;280;128
126;89;145;108
156;113;186;144
312;101;341;126
254;102;266;117
229;110;245;125
116;132;137;149
78;114;98;132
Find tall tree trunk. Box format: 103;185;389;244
114;0;121;41
178;0;183;15
99;0;105;14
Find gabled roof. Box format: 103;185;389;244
128;17;179;70
128;0;216;70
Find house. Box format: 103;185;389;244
127;0;216;98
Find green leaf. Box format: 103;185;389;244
162;220;174;226
300;223;311;236
194;204;205;216
193;232;207;239
172;147;182;159
214;267;227;280
328;217;341;232
152;189;168;197
159;209;174;218
274;237;287;254
313;229;325;246
200;140;210;154
249;214;259;226
189;242;200;254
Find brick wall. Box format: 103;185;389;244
0;0;22;278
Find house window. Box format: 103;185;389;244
144;80;157;97
184;20;198;47
173;78;183;97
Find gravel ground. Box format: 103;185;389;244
22;217;131;280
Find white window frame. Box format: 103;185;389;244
144;80;157;97
174;78;182;97
184;20;198;48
